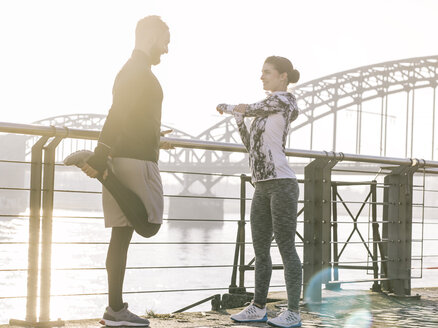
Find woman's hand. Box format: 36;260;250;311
234;104;248;114
217;104;247;115
160;141;174;150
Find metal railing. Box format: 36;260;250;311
1;121;438;326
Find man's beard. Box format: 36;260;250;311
149;45;162;65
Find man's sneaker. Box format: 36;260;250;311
98;303;149;327
63;150;94;168
268;309;301;328
230;302;268;323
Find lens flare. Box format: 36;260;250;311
304;268;371;322
344;309;372;328
304;268;336;313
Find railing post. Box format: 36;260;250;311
331;182;340;287
382;164;417;296
10;136;64;327
370;180;381;292
40;137;63;322
238;174;247;290
25;136;48;322
229;174;249;293
303;157;337;303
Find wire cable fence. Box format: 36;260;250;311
1;121;438;326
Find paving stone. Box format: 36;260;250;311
3;288;438;327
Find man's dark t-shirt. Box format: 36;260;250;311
89;49;163;171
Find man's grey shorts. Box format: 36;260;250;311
102;158;164;227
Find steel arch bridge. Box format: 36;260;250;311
22;55;438;218
291;55;438;159
29;55;438;168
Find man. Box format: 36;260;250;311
82;15;170;327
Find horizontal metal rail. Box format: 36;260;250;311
327;278;390;284
1;216;402;225
3;121;438;168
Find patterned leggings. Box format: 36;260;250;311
251;178;302;311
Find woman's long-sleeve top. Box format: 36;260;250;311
217;91;299;182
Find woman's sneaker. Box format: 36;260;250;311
268;309;301;328
98;303;149;327
230;302;268;322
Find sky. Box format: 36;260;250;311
0;0;438;136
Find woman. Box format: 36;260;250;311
217;56;302;328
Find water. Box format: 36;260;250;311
1;207;438;325
0;207;258;324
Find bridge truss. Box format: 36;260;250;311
291;55;438;159
22;55;438;215
29;55;438;168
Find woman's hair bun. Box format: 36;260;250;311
288;69;300;84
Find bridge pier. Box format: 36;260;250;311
168;173;224;220
168;197;224;220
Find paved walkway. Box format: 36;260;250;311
3;288;438;327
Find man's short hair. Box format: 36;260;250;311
135;15;169;40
